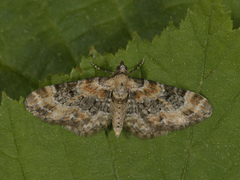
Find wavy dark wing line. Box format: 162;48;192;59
124;79;212;139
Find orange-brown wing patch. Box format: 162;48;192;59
125;80;212;139
25;77;111;136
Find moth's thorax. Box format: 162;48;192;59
112;74;130;101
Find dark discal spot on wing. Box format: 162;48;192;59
128;98;166;116
164;85;187;98
60;94;110;114
53;82;79;104
163;85;187;109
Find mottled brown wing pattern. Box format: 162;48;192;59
124;79;213;139
25;77;112;136
25;60;212;139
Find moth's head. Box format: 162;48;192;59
90;59;144;77
116;60;128;74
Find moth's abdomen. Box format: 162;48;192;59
111;89;129;138
111;105;125;138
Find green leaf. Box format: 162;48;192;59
1;0;240;179
0;0;198;102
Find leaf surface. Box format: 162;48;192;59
1;0;240;179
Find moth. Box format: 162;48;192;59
25;59;212;139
